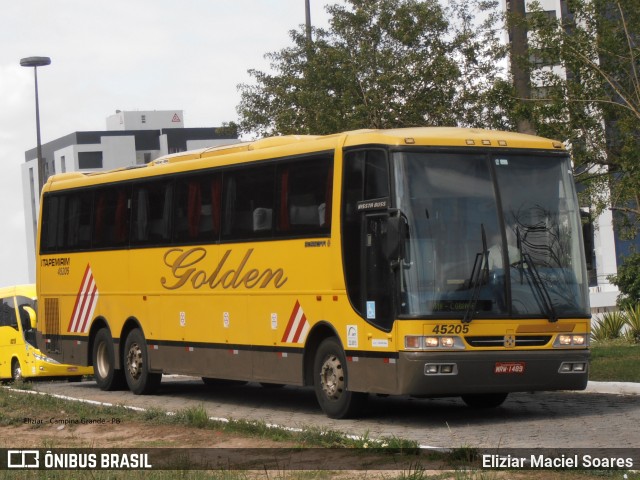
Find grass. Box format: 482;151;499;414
0;385;420;448
589;340;640;382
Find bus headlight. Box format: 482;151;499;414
440;337;455;348
404;335;465;350
425;337;440;348
554;334;588;348
33;351;60;364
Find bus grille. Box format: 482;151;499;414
44;298;61;353
464;335;552;348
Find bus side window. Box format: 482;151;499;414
63;192;93;250
222;165;276;241
0;297;18;331
93;186;131;248
40;194;62;253
277;156;333;236
173;174;221;243
131;180;173;245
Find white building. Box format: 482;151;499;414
106;109;184;131
21;110;238;281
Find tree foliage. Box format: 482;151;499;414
518;0;640;237
609;252;640;308
237;0;511;137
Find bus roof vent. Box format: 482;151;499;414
247;135;320;151
200;142;251;159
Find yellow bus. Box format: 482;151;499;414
36;127;590;418
0;284;92;381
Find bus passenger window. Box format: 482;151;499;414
40;195;62;253
173;174;221;243
132;180;173;245
222;166;276;241
93;187;130;248
63;192;92;250
277;156;332;235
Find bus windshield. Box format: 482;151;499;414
394;151;589;320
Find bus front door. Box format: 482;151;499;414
362;214;395;330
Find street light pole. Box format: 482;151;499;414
305;0;312;44
20;56;51;192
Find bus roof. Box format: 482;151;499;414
0;284;36;300
43;127;564;191
341;127;564;150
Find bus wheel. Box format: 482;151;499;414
461;393;508;408
92;328;125;391
313;337;366;419
124;328;161;395
11;359;22;382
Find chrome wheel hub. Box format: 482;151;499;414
320;354;344;399
126;342;143;380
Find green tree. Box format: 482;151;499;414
237;0;511;137
515;0;640;237
609;252;640;308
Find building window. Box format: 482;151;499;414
61;155;66;173
529;48;558;68
531;86;553;100
527;10;559;68
78;151;103;169
141;115;146;124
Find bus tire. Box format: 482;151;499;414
461;393;508;408
313;337;366;419
123;328;161;395
92;328;126;391
11;359;22;382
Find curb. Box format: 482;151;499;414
584;381;640;395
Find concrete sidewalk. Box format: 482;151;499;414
584;381;640;395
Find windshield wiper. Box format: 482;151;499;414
514;229;558;323
463;224;489;324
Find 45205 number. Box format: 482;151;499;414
431;324;469;334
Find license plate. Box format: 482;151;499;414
494;362;525;374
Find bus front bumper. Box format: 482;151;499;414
27;358;94;379
396;349;590;396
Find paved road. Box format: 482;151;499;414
31;377;639;449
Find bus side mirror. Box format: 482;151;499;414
384;213;408;263
23;306;37;330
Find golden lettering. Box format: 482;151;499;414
257;269;288;288
208;250;231;289
191;270;208;289
161;247;288;291
243;269;260;288
161;248;207;289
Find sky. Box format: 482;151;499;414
0;0;343;288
